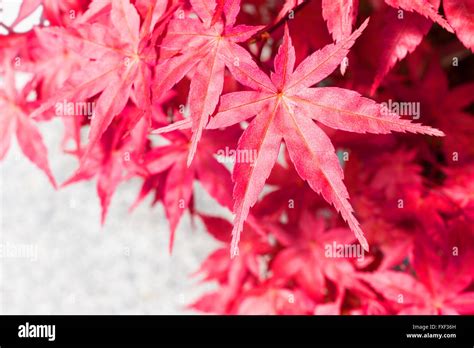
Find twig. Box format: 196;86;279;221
247;0;310;43
0;22;12;34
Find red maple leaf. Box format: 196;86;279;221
62;106;148;223
192;20;443;256
384;0;452;32
235;284;315;314
271;210;371;304
0;54;56;187
190;213;273;313
11;0;90;27
443;0;474;52
153;0;264;165
134;117;240;250
367;0;453;94
358;219;474;314
30;0;173;160
321;0;358;74
390;55;474;164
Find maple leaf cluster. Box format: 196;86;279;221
1;0;473;314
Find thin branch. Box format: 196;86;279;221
0;22;12;34
247;0;310;43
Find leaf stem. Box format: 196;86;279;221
247;0;310;43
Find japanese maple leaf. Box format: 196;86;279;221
133;124;238;251
11;0;90;28
153;0;264;165
343;153;418;270
30;0;171;159
235;284;315;315
195;214;273;282
62;106;149;223
411;220;474;314
21;27;86;154
358;220;474;314
346;296;391;315
190;213;274;313
321;0;358;74
271;210;371;303
358;214;414;271
442;164;474;220
384;0;453;32
252;159;312;224
322;0;358;43
369;0;448;94
369;148;423;200
204;20;444;256
443;0;474;52
252;151;334;227
28;27;83;101
0;55;56;187
390;57;474;163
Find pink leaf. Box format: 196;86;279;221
322;0;359;43
230;106;282;257
16;114;57;188
287;18;368;91
208;19;442;254
385;0;453;32
187;45;226;165
443;0;474;51
370;8;432;95
164;159;195;251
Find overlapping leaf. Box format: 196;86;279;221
206;21;443;256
